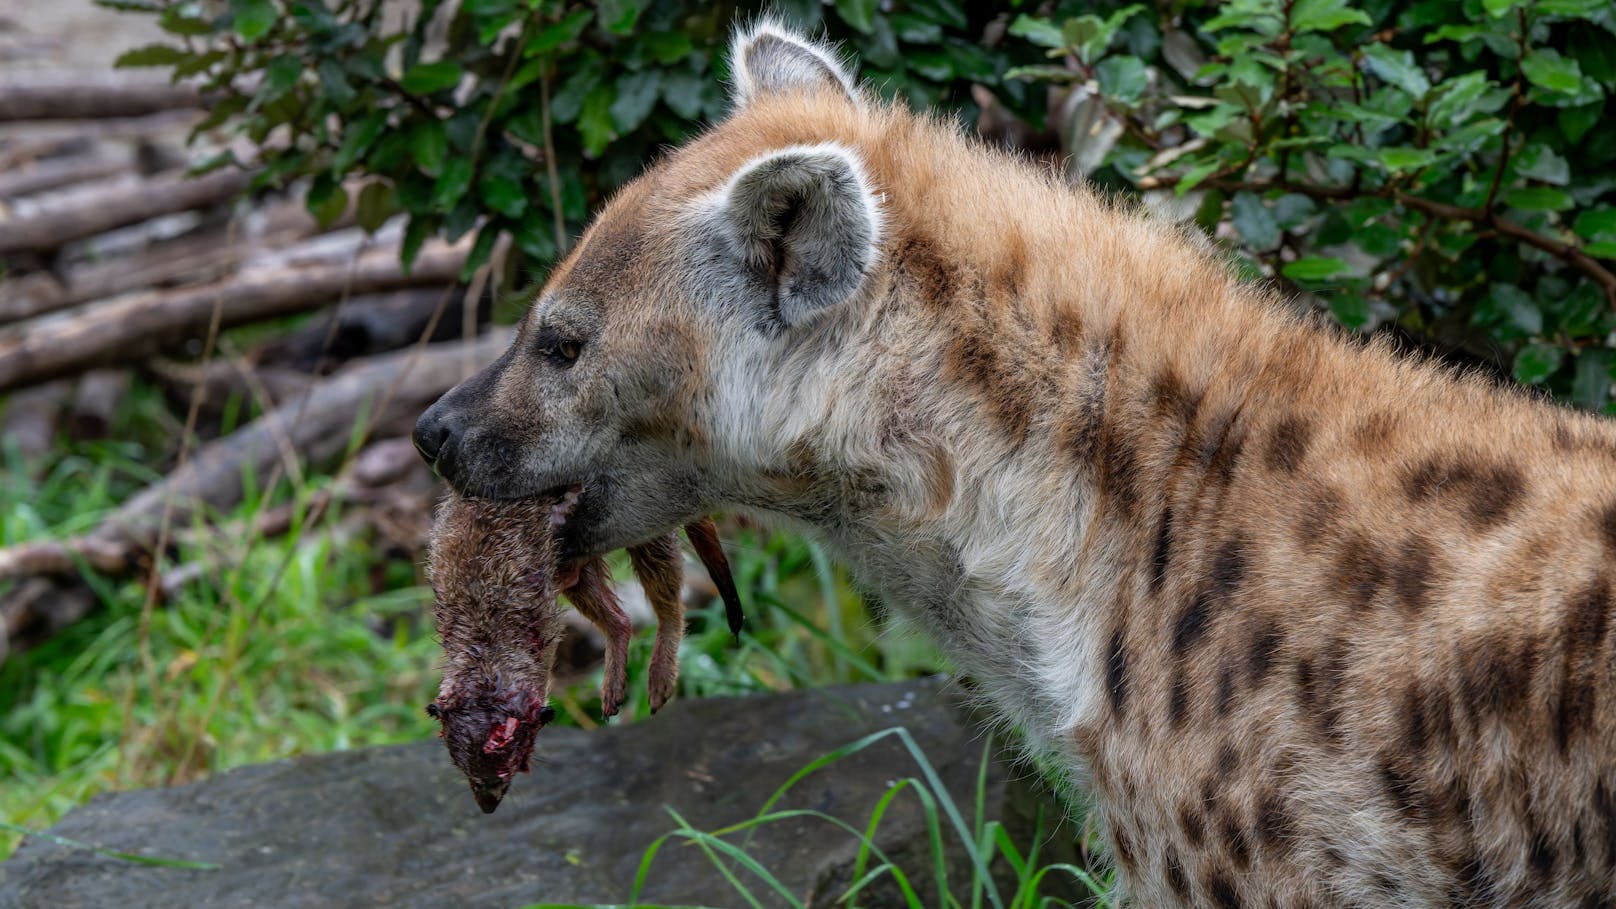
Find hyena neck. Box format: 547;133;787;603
724;226;1315;755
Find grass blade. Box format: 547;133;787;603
0;820;219;870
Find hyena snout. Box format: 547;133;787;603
413;358;512;492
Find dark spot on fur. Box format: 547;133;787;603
1247;620;1281;683
1333;534;1388;611
1461;631;1541;721
1402;684;1431;753
899;236;958;309
1097;425;1141;515
1264;416;1314;473
1600;502;1616;554
1112;825;1138;870
1173;591;1214;655
946;311;1038;443
1556;579;1611;752
1199;409;1247;487
1150;507;1174;594
1151;368;1201;426
1206;871;1243;909
1296;486;1344;548
1380;758;1429;824
1296;638;1349;744
1216;742;1241;779
1178;803;1206;847
1529;831;1558;879
1165;847;1190;899
1214;664;1237;716
1402;456;1527;529
1256;791;1296;854
1168;671;1191;727
1354;410;1399;452
1105;628;1129;718
1595;780;1616;864
1392;536;1437;613
1221;810;1252;870
1210;537;1248;605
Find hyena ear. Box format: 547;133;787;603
729;20;858;108
705;143;881;328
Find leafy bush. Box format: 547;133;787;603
109;0;1616;402
1012;0;1616;407
105;0;1046;281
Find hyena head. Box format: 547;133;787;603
414;22;886;558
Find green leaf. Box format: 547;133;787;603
1489;284;1542;335
461;222;501;282
1008;14;1065;49
1481;0;1522;16
1095;56;1149;105
432;157;474;211
1375;146;1438;171
1574;348;1611;409
578;84;616;157
1427;71;1496;123
1502;187;1575;211
1586;241;1616;259
597;0;645;35
475;169;526;219
660;69;705;120
526;9;594;55
113;44;189;67
1362;45;1431;98
1573;208;1616;241
834;0;878;34
306;175;348;229
1230;192;1279;249
400;61;463;94
333;110;386;172
1330;293;1372;328
231;0;276;40
400;213;438;273
609;69;662;134
1514;145;1570;185
1282;257;1348;281
1521;49;1584;95
409;120;448;177
158;7;215;36
1175;159;1222;195
1272;194;1317;229
355;181;396;233
317;58;355;106
1290;0;1370;33
1512;343;1565;385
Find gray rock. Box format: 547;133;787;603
0;679;1028;909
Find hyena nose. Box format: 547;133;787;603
412;404;459;474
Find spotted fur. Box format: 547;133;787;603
416;21;1616;906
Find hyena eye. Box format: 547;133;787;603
532;328;583;368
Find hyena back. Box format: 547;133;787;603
413;22;1616;907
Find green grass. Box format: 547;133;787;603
0;383;1098;904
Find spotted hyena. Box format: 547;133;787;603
412;21;1616;907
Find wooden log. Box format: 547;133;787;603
0;110;199;171
0;328;512;582
0;238;468;392
0;146;133;201
0;272;65;324
66;369;131;440
0;71;200;121
0;378;68;460
252;288;475;372
147;357;316;416
0;166;252;255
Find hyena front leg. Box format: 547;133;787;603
627;533;686;713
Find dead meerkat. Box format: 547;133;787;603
425;491;723;812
